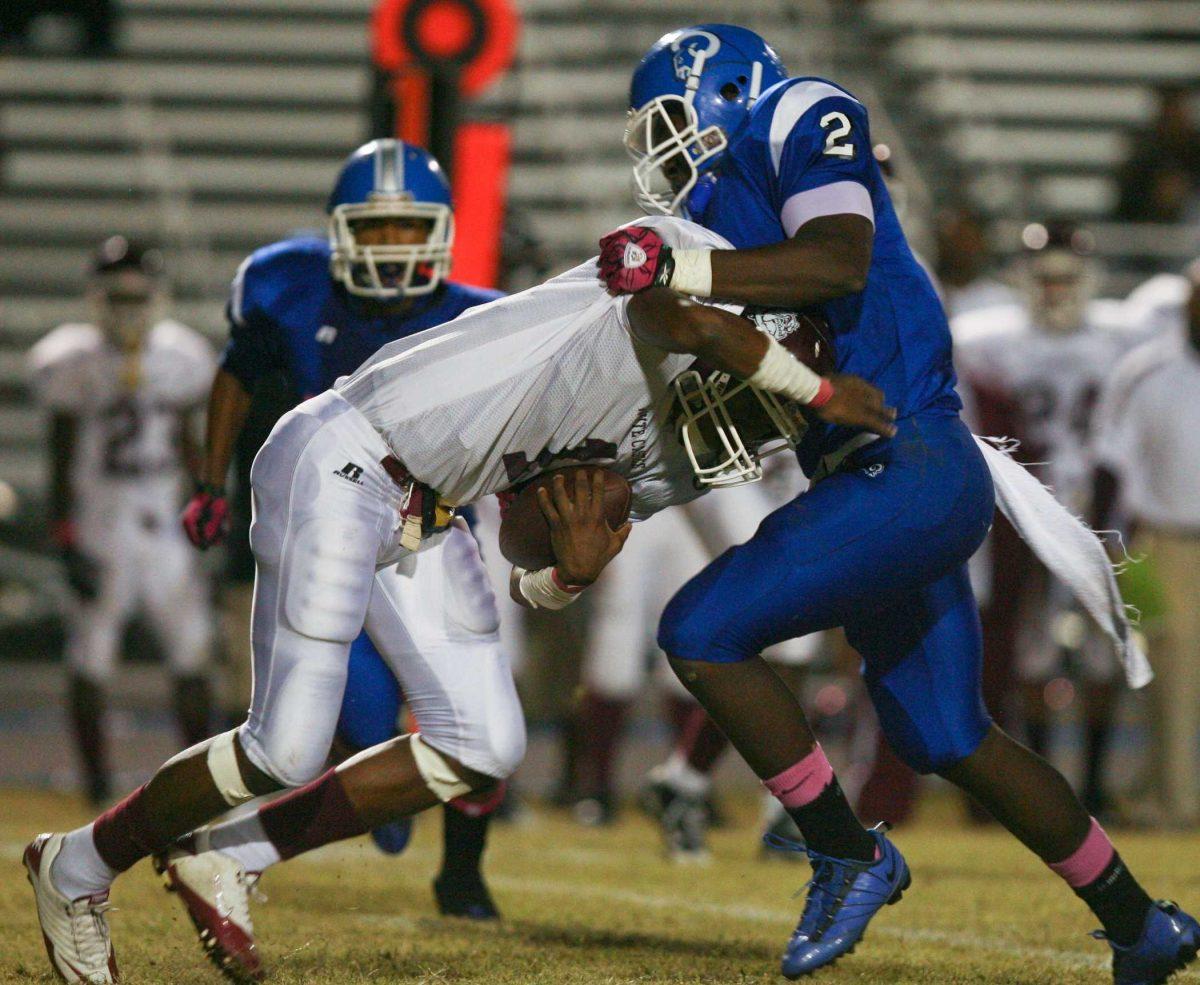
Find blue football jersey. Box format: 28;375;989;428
692;77;960;473
221;236;503;399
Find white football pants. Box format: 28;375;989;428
67;504;212;682
236;391;526;788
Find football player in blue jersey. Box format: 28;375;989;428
603;25;1199;983
181;139;507;920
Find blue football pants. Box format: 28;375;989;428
658;414;996;773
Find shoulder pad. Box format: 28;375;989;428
148;319;216;362
27;323;102;373
231;236;331;325
951;304;1030;347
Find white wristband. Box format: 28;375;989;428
516;566;583;610
668;249;713;298
747;334;823;404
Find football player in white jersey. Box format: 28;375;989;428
24;215;892;983
26;237;217;807
954;220;1145;816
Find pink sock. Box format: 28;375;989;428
1047;817;1115;888
763;744;835;809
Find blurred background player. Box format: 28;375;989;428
954;219;1148;816
935;205;1019;320
1092;259;1200;827
26;236;216;806
181;138;507;918
637;456;823;861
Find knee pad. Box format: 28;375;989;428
479;714;527;780
868;682;992;775
237;721;331;789
283;518;377;643
417;701;527;782
656;609;735;665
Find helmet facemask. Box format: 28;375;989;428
91;269;160;352
625;95;727;217
673;368;804;487
329;194;453;300
1019;250;1100;335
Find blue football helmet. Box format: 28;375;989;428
625;25;787;216
327;139;454;299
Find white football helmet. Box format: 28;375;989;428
673;368;804;487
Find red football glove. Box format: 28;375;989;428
598;226;674;294
182;484;229;549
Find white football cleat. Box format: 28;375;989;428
155;840;263;983
23;833;119;984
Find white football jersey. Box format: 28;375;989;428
954;302;1143;510
337;216;738;520
27;319;215;531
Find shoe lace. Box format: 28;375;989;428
763;832;897;942
229;870;265;928
68;896;113;968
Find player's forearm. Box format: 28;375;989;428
627;288;767;378
200;368;253;489
708;215;873;308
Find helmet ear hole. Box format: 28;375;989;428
720;82;740;101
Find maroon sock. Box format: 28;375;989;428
663;696;697;740
258;769;369;861
92;784;166;872
681;711;730;775
855;732;920;827
579;693;629;795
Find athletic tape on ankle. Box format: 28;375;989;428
668;249;713;298
748;335;824;405
410;734;472;802
207;730;256;806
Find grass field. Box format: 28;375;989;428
4;788;1199;984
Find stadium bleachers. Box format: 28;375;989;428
861;0;1200;267
0;0;828;493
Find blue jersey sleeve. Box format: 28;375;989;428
220;254;284;389
761;80;876;237
219;238;328;389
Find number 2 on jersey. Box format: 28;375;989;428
820;111;855;159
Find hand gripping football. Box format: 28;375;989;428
498;465;632;570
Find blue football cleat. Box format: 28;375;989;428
772;823;910;979
1097;900;1200;985
369;817;414;856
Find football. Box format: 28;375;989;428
498;465;632;570
747;307;837;376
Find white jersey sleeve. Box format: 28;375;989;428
27;324;104;413
337;217;735;518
